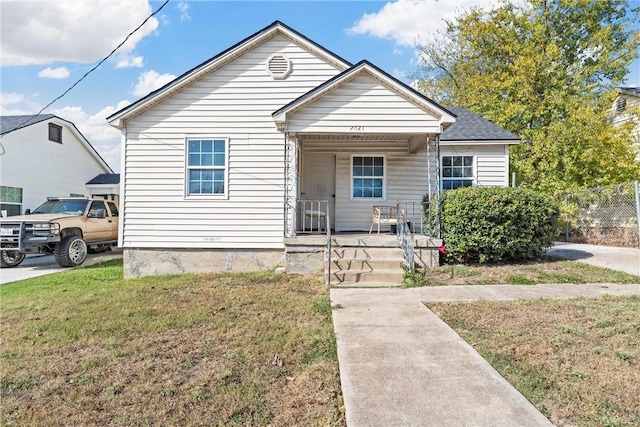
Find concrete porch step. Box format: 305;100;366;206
332;258;405;271
332;247;404;259
330;269;404;286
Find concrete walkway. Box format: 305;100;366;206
547;242;640;276
330;283;640;427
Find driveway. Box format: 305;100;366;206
0;248;123;285
547;242;640;276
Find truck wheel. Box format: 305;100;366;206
54;235;88;267
1;250;25;268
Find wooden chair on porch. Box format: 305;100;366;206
369;205;398;234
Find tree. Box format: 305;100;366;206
417;0;640;192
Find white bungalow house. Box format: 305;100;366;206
0;114;118;216
108;21;519;280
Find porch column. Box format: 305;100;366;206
284;133;299;237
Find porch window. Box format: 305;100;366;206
186;138;228;196
352;156;385;199
442;156;474;190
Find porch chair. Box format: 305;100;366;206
369;205;398;235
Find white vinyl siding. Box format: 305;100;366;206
120;35;343;249
285;74;443;134
441;145;509;188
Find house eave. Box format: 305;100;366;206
441;139;520;145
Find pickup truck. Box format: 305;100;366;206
0;197;119;268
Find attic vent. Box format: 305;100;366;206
267;54;291;80
616;96;627;114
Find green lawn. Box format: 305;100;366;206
0;260;344;426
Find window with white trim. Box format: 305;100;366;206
0;185;23;216
352;156;385;199
186;138;228;196
442;156;474;190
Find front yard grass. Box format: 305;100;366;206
429;295;640;427
0;260;344;426
407;256;640;286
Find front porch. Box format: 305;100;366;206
284;232;442;286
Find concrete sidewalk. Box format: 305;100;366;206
547;242;639;276
330;284;640;427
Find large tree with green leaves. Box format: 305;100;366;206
417;0;640;191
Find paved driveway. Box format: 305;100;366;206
0;248;123;285
547;242;639;276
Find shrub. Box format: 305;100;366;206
438;187;560;264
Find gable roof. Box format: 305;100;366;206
86;173;120;185
440;107;520;143
1;114;55;136
0;114;114;172
272;60;456;130
107;21;352;128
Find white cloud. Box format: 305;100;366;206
52;101;131;173
115;55;144;69
132;70;176;97
348;0;502;46
38;67;70;79
176;2;191;22
1;93;24;105
1;0;159;66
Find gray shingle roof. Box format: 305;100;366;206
441;107;519;141
86;173;120;185
617;87;640;96
0;114;55;135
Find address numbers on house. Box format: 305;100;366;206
349;126;365;131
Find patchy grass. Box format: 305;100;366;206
406;256;640;287
429;295;640;427
0;260;344;426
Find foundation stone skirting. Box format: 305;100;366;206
123;248;283;279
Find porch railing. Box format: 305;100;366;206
396;200;432;235
296;199;329;234
396;203;415;273
325;208;332;287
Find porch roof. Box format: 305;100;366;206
272;60;457;133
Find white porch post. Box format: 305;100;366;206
284;133;299;237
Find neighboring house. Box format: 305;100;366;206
0;114;118;216
611;87;640;160
108;21;518;278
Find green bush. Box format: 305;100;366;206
439;187;560;264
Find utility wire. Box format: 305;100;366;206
8;0;170;133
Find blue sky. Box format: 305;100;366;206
2;0;639;172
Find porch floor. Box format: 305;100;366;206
285;232;440;248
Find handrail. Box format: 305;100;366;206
396;202;415;273
325;208;332;287
297;199;328;234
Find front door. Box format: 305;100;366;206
302;154;336;229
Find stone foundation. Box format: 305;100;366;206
123;248;284;279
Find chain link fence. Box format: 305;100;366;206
558;181;640;248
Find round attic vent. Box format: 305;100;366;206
267;54;291;80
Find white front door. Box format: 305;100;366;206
302;154;336;229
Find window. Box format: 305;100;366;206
352;156;385;199
442;156;474;190
49;123;62;143
69;193;85;197
0;186;23;216
107;201;119;217
186;138;228;196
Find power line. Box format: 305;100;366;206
9;0;170;133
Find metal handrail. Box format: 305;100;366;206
396;202;415;273
325;208;332;287
297;199;329;234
